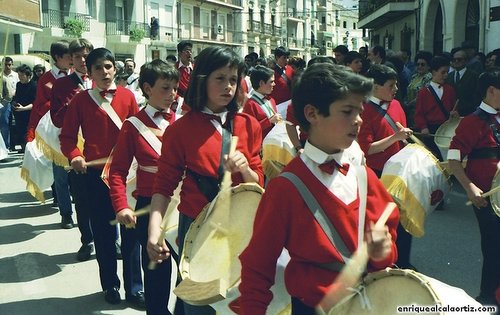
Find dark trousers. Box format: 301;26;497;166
291;297;316;315
82;168;120;290
178;213;215;315
473;203;500;300
69;170;93;245
120;221;143;297
135;196;178;315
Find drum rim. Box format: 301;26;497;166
434;117;462;147
490;169;500;217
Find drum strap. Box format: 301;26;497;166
427;86;450;120
368;101;399;133
280;172;352;266
473;108;500;146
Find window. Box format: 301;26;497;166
343;21;347;28
353;22;356;29
86;0;96;18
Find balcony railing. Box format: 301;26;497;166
359;0;414;20
287;37;304;48
179;23;242;44
151;26;177;42
106;20;150;37
42;9;90;31
247;21;281;36
247;20;261;33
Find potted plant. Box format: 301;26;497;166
129;27;145;42
64;18;85;38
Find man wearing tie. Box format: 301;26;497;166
446;49;480;116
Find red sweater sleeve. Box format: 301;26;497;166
27;72;56;141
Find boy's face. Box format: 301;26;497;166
432;66;449;85
56;53;72;71
90;58;116;90
72;48;90;74
18;72;30;84
306;94;364;154
374;79;397;102
144;78;178;111
347;58;363;73
258;75;275;95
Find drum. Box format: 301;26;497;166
434;118;462;161
34;111;84;167
489;169;500;217
381;144;450;237
20;141;54;202
101;155;138;210
262;123;296;180
175;183;290;313
329;268;487;315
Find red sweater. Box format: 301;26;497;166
239;158;399;313
60;86;138;165
358;100;407;172
109;109;175;212
175;61;192;97
414;84;456;131
242;95;278;139
50;73;83;128
449;112;499;191
26;71;57;141
270;65;294;105
152;110;264;219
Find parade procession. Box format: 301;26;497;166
0;0;500;314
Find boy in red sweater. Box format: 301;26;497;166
109;59;180;314
448;70;500;308
242;65;281;139
238;63;399;314
60;48;139;305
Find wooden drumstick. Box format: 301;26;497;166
465;185;500;206
63;157;109;170
317;202;397;313
395;122;426;148
148;210;172;270
109;206;151;226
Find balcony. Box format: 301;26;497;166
358;0;414;29
205;0;243;10
42;9;90;36
179;23;243;46
247;20;261;33
262;23;281;37
287;37;304;50
106;20;151;44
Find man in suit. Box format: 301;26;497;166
446;49;480;116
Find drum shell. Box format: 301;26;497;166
262;123;296;180
434;118;462;161
490;169;500;217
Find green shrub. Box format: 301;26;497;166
64;19;85;37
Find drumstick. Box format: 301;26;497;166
317;202;397;312
465;185;500;206
148;210;172;270
395;122;426;147
63;157;109;170
109;206;150;226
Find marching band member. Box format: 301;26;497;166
108;59;180;314
238;63;399;314
358;64;415;271
242;65;281;139
147;46;264;315
60;48;139;305
448;70;500;308
50;38;95;258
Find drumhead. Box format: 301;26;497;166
330;268;441;315
180;183;264;296
490;169;500;217
434;118;462;159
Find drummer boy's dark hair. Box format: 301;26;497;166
292;63;373;132
365;64;397;86
477;69;500;99
249;65;274;90
86;48;115;75
139;59;179;99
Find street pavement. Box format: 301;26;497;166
0;150;488;314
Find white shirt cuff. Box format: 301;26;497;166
447;149;461;161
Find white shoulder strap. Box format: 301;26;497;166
354;165;368;247
127;116;162;155
89;89;123;130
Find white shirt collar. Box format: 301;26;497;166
201;107;228;124
302;140;347;165
251;90;266;100
458;68;466;77
430;81;442;89
479;101;498;114
178;61;193;70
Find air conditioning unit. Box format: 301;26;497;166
217;24;224;34
326;41;332;48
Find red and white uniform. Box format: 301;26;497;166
358;97;407;173
270;65;294;105
239;141;399;314
242;91;278;139
27;66;70;141
60;85;138;164
152;109;264;219
109;106;175;212
414;82;456;131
